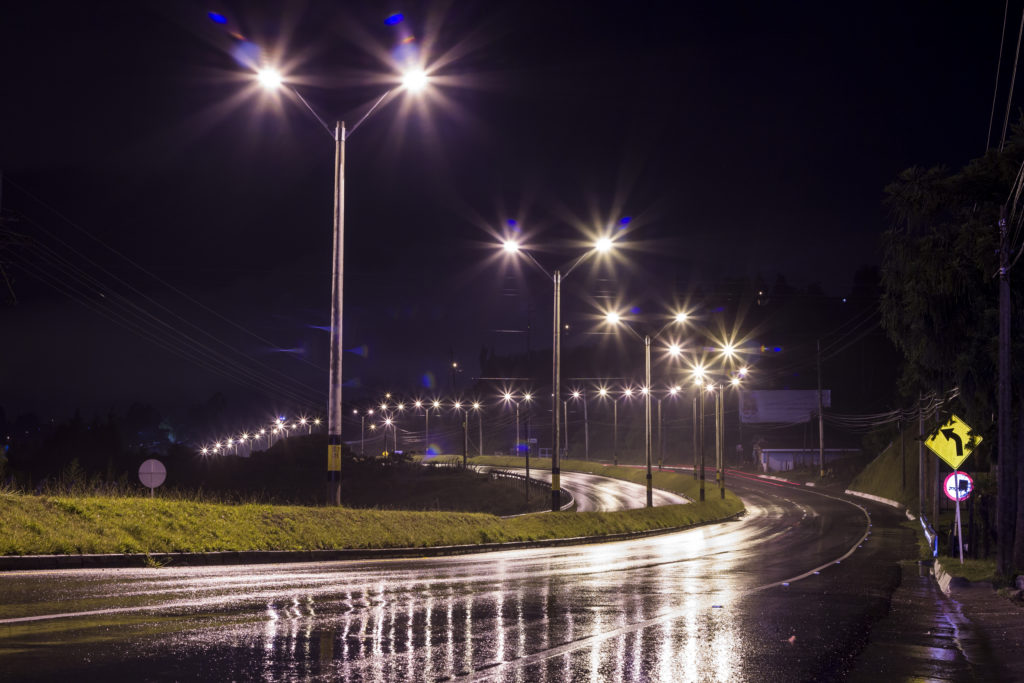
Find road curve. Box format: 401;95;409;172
0;473;915;681
490;467;690;511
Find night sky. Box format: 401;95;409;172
0;1;1010;421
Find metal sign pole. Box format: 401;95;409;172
955;469;964;564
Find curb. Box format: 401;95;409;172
0;509;745;572
932;557;983;595
844;489;904;510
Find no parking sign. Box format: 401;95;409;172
943;471;973;502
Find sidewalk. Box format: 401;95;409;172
937;561;1024;681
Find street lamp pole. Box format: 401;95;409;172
700;384;706;502
613;396;619;466
644;334;653;507
551;269;562;512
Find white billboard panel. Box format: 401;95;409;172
740;390;830;424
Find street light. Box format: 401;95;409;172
249;58;432;505
503;391;533;501
453;401;469;468
604;310;689;507
570;389;589;461
501;234;618;511
472;401;484;457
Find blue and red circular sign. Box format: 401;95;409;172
943;471;973;502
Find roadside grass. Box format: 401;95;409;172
848;425;920;510
936;556;998;583
0;456;743;557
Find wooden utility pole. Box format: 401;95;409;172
998;205;1015;576
817;340;825;479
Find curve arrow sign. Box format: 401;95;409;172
941;428;963;457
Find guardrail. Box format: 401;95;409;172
487;469;574;511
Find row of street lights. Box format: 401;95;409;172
199;416;322;456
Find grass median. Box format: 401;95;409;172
0;459;743;557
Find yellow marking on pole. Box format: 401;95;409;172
552;473;560;490
327;445;342;472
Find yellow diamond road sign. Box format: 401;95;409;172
925;414;981;470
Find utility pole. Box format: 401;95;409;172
817;339;825;479
998;205;1015;576
918;392;924;520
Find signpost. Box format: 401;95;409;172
942;470;973;565
925;415;981;565
924;414;982;470
138;459;166;498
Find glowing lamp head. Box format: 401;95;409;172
674;312;688;323
314;418;321;425
641;386;650;395
623;388;633;397
433;401;441;409
670;386;679;395
731;377;741;386
599;388;608;397
524;393;533;402
401;68;429;93
595;237;613;253
722;344;735;358
605;311;621;325
503;392;513;402
415;401;422;408
572;391;581;399
739;367;749;377
257;68;283;90
668;343;682;356
502;239;520;254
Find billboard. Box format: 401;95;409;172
740;390;830;424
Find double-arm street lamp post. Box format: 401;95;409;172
570;390;589;461
502;237;615;511
503;391;533;498
605;312;689;507
598;386;633;466
249;62;430;504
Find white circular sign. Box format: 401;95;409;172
943;471;973;502
138;459;167;489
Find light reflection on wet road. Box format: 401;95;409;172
0;475;982;681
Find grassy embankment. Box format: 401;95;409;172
849;426;1002;582
0;458;742;556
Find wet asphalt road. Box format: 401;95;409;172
505;469;690;511
0;472;996;681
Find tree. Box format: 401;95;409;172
881;131;1024;577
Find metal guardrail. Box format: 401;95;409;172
487;469;573;510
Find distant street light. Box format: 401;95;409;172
501;233;618;511
604;311;690;507
503;391;534;501
570;390;589;461
472;402;484;457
